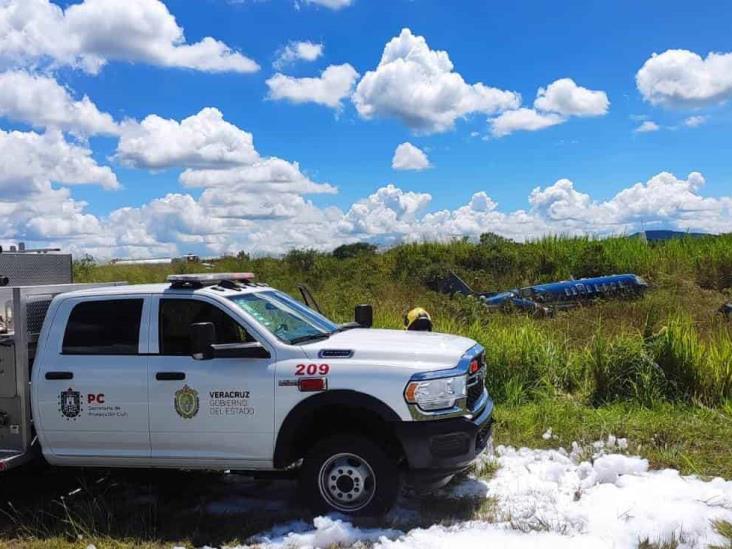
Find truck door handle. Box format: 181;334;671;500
45;371;73;380
156;372;185;381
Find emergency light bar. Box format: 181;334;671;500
167;272;255;288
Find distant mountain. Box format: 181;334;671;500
631;230;711;242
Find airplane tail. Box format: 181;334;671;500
437;271;475;296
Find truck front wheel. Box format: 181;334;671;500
300;434;399;516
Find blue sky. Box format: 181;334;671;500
0;0;731;258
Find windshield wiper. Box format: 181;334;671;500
289;332;332;345
333;322;361;333
290;321;360;344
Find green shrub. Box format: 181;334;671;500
332;242;377;259
284;248;321;272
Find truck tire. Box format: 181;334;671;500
299;434;399;516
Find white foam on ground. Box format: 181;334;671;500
236;441;732;549
249;516;402;548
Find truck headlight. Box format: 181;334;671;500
404;376;467;411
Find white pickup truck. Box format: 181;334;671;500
0;273;493;515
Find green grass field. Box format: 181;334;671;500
76;234;732;411
2;234;731;547
74;234;732;472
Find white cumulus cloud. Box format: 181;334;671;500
0;128;118;195
335;171;732;247
111;170;731;255
0;128;117;242
2;118;729;260
684;115;707;127
534;78;609;117
353;28;520;134
116;108;259;170
266;63;359;109
0;0;259;74
180;158;337;195
416;171;731;243
273;40;323;69
340;184;432;237
392;142;431;171
0;70;118;135
636;49;732;107
490;78;608;137
635;120;660;133
116;107;337;196
490;108;564;138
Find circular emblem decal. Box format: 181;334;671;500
174;385;199;419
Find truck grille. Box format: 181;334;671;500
467;380;484;409
466;352;486;410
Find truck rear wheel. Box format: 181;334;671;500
299;434;399;516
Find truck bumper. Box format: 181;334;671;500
393;397;494;487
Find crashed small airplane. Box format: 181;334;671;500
437;271;649;316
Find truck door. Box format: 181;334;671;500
148;296;275;465
33;296;151;460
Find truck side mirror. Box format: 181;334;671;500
190;322;215;360
354;304;373;328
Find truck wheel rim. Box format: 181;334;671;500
318;452;376;512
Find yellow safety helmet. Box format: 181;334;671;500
404;307;433;331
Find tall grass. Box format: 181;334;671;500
75;235;732;409
475;318;572;405
587;334;667;407
649;317;732;405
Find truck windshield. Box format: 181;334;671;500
228;290;338;345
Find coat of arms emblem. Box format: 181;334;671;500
174;385;199;419
59;388;82;419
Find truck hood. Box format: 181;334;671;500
302;328;476;366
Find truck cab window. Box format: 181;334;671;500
62;299;143;355
159;299;254;356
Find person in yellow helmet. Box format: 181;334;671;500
404;307;433;331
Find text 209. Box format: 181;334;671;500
295;363;330;376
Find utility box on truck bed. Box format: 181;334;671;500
0;242;117;469
0;283;123;470
0;251;72;287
